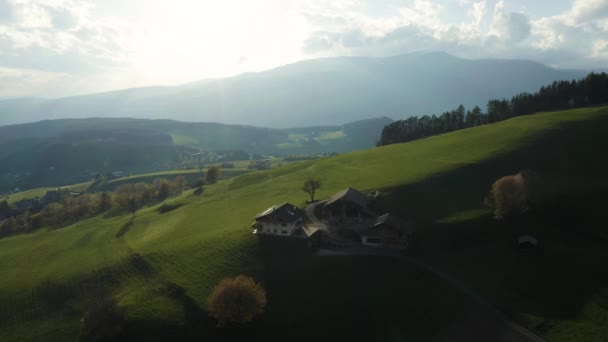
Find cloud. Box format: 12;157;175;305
569;0;608;23
490;1;531;43
0;0;133;74
591;39;608;59
300;0;608;69
0;0;14;23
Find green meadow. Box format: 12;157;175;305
0;107;607;341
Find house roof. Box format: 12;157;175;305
325;187;368;208
367;214;413;234
254;203;303;222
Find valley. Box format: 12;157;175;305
0;106;606;341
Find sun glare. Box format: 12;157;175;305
123;0;308;86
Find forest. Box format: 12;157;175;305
379;72;608;146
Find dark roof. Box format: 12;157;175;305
368;214;413;234
254;203;303;222
325;187;368;208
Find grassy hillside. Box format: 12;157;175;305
0;107;607;341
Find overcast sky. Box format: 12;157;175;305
0;0;607;97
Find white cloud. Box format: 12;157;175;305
489;1;531;42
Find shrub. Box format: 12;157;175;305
208;275;267;327
485;170;542;219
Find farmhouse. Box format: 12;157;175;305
253;203;304;236
361;214;413;250
323;187;373;219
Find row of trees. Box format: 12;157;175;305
0;176;190;237
379;72;608;146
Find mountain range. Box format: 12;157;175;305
0;52;590;128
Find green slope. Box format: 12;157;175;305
0;107;607;341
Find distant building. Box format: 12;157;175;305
323;188;372;219
253;203;304;236
360;214;413;250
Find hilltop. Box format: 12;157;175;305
0;52;587;127
0;107;606;341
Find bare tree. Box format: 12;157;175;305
302;178;321;202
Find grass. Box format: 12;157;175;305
280;129;348;149
0;106;607;341
3;181;92;204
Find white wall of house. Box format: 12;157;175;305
257;220;301;236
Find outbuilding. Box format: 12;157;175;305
361;214;413;250
323;187;372;219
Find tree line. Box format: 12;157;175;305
0;176;190;237
379;72;608;146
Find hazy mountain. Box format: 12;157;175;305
0;52;588;127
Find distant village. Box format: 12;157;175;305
252;187;413;253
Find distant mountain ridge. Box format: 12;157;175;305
0;52;589;127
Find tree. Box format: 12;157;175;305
302;177;321;202
208;275;267;327
174;175;186;194
98;192;113;213
0;200;11;219
205;165;221;184
485;170;542;220
153;178;171;199
114;184;141;217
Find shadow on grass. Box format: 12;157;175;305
369;114;608;325
115;218;134;238
157;202;183;214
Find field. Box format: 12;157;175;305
90;168;251;192
277;130;349;149
2;182;92;204
0;107;607;341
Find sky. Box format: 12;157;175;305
0;0;607;97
